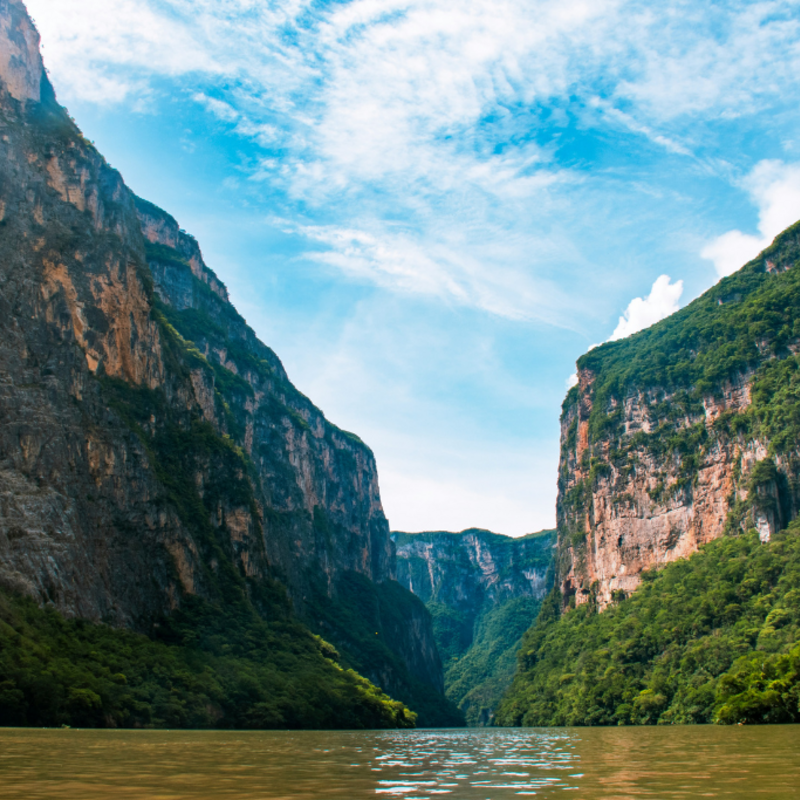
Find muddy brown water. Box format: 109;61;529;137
0;726;798;799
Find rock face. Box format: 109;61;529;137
135;196;393;611
395;529;554;621
0;0;445;721
557;225;800;610
395;528;554;723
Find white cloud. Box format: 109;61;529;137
700;229;766;279
609;274;683;341
26;0;800;321
27;0;220;102
289;222;573;323
566;372;578;389
701;160;800;278
193;93;239;122
750;161;800;237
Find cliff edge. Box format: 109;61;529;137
557;224;800;610
0;0;453;727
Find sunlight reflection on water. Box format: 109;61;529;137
0;725;798;799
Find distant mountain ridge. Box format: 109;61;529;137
394;528;554;724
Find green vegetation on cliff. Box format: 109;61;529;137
0;587;415;729
496;525;800;726
394;529;554;725
443;596;543;725
573;222;800;431
307;571;464;727
559;223;800;535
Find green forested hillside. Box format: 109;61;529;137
0;587;415;729
306;571;465;727
558;221;800;533
574;221;800;430
394;529;554;725
499;223;800;728
496;525;800;727
442;596;543;725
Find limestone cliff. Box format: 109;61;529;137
395;528;554;724
395;529;554;621
0;0;449;724
557;223;800;610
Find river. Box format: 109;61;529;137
1;726;798;798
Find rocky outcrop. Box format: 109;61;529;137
395;528;554;620
0;0;444;719
557;225;800;610
0;0;42;104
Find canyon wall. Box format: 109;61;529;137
0;0;450;723
557;227;800;609
395;528;554;724
395;528;554;618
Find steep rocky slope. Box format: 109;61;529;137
395;528;554;724
0;0;455;727
557;224;800;609
498;220;800;727
497;525;800;727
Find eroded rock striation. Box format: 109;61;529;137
0;0;452;725
557;226;800;610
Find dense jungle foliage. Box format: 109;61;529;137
441;596;542;725
307;571;465;727
0;587;416;729
496;525;800;727
567;221;800;448
394;529;554;726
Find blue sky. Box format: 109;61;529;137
27;0;800;535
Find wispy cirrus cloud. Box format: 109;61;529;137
291;220;571;322
27;0;800;323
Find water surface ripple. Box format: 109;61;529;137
1;726;798;799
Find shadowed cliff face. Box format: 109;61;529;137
0;2;178;623
557;227;800;610
0;0;445;719
134;196;394;609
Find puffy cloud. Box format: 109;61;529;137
701;160;800;278
700;229;766;279
609;274;683;341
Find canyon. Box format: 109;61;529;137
395;528;554;724
0;0;456;726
